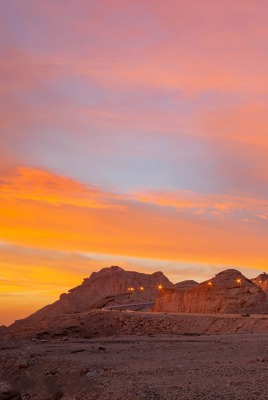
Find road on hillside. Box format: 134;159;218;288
102;302;155;311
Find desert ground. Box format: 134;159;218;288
2;312;268;400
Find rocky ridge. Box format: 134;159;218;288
153;269;268;314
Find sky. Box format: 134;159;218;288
1;0;268;325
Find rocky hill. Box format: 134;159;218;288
13;266;173;325
153;269;268;314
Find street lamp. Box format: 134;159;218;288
236;278;242;286
236;277;242;313
208;282;212;313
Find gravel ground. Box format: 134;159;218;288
1;333;268;400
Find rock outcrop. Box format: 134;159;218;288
0;325;8;334
153;269;268;314
14;266;173;325
252;272;268;294
174;280;198;291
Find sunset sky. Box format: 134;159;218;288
1;0;268;325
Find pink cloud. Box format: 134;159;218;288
199;103;268;191
132;188;268;216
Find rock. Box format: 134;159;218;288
0;381;22;400
86;370;98;377
15;358;29;369
54;391;64;400
0;382;13;393
0;392;22;400
70;349;84;353
153;269;268;314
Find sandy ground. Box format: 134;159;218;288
1;332;268;400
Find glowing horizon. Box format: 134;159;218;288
1;0;268;325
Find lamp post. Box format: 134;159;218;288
236;277;242;313
208;282;212;313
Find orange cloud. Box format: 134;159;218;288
0;166;124;209
1;166;268;268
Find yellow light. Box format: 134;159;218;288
157;284;163;290
128;287;135;291
236;278;241;284
140;286;144;291
208;282;212;286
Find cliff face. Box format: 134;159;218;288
153;269;268;314
20;266;173;322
